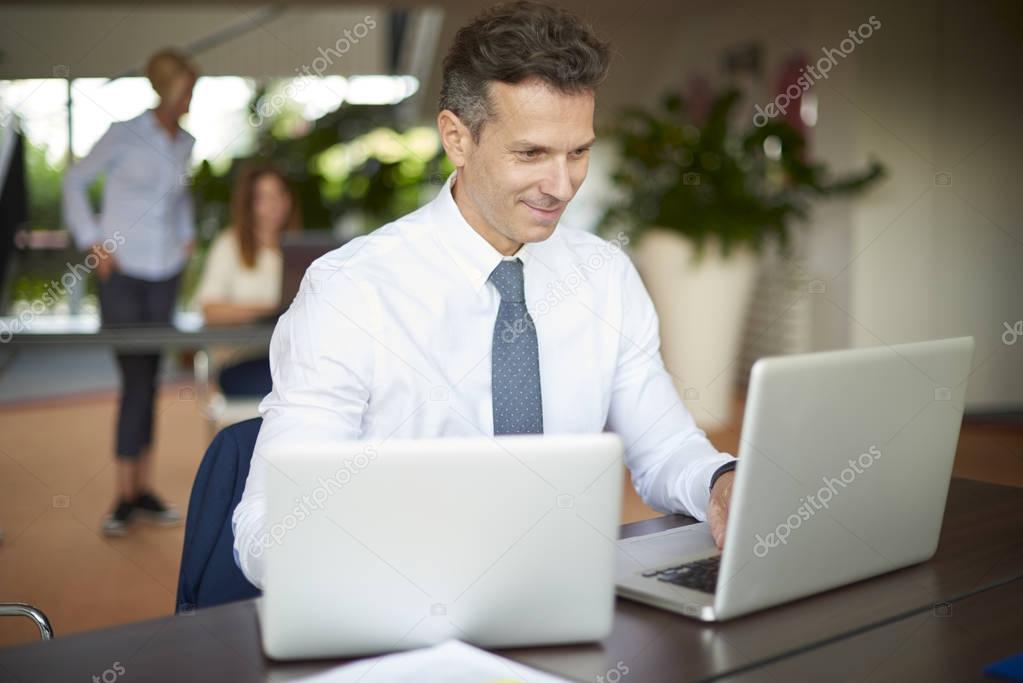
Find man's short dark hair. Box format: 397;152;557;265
439;1;611;141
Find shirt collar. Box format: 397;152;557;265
140;109;192;148
430;170;536;292
142;109;165;136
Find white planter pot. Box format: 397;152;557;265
631;229;758;430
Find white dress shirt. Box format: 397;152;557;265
232;171;735;588
63;109;195;281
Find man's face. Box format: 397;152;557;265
450;78;595;254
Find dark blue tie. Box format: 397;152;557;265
489;259;544;435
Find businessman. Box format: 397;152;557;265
233;0;736;588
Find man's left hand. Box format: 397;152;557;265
708;471;735;550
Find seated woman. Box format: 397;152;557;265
195;161;301;396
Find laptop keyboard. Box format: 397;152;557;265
642;556;720;594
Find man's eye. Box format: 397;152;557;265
517;150;541;160
571;148;590;158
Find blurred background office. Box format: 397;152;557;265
0;0;1020;646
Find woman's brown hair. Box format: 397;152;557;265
230;161;302;269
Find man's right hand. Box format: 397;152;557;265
90;243;118;281
708;471;735;550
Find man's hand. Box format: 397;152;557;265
708;471;735;550
90;243;118;282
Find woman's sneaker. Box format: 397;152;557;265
132;491;182;526
101;500;136;537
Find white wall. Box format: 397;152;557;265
845;0;1023;410
646;0;1022;410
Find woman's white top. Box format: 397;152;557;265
195;230;283;309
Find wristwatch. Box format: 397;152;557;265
709;460;738;492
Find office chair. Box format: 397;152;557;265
193;349;264;440
176;417;262;613
0;603;53;640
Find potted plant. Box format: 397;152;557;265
600;88;885;427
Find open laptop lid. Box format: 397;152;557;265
715;336;974;619
258;433;624;659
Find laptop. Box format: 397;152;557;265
250;233;344;325
615;336;975;621
258;433;624;660
278;232;345;311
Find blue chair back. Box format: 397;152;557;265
176;417;263;612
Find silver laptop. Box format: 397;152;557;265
616;336;975;621
279;233;345;311
259;433;624;659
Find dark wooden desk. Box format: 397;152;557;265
1;478;1021;683
0;313;274;351
719;575;1023;683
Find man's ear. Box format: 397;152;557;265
437;110;472;167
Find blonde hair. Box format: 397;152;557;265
145;48;199;104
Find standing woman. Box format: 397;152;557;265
63;48;199;535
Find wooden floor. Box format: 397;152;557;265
0;386;1020;647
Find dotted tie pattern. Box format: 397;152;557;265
489;259;544;435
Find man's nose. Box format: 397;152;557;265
540;159;573;202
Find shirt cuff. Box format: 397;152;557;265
70;224;102;252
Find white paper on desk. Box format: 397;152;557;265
294;640;572;683
615;522;716;578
